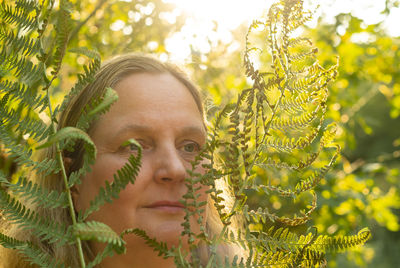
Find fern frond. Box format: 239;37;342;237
270;108;321;130
283;1;313;33
0;27;41;57
122;228;170;258
37;127;95;158
0;104;50;141
287;49;316;62
0;1;38;30
0;126;59;176
294;145;339;194
0;48;45;83
76;87;118;131
287;76;316;93
243;205;277;225
288;37;312;48
57;72;97;125
248;248;291;267
279;91;311;114
15;0;38;13
33;157;60;176
0;176;69;209
73;221;125;253
311;228;372;252
79;140;141;221
257;150;319;171
51;0;73;76
15;115;50;142
263;126;319;152
69;47;101;61
58;48;101;114
243;192;316;227
36;126;97;183
0;232;66;268
0;80;42;109
274;193;317;226
0;188;71;245
264;227;309;252
86;243;115;268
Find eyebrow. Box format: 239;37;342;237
114;124;206;138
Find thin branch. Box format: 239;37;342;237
68;0;108;44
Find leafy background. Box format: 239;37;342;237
0;0;399;267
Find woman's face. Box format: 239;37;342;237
73;72;207;252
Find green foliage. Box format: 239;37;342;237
0;232;66;268
74;221;125;252
122;228;170;258
0;176;69;209
300;7;400;267
78;139;142;221
0;186;70;245
0;0;372;267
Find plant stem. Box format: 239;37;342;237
45;89;86;268
37;1;86;265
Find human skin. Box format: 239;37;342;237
72;72;207;267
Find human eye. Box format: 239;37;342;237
120;139;143;154
180;141;201;154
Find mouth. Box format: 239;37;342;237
144;201;185;213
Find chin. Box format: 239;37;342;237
122;221;184;247
151;222;185;245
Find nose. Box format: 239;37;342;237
153;145;186;184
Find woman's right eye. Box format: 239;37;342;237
120;139;144;154
127;143;140;151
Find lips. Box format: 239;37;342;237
144;201;185;213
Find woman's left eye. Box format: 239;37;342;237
182;141;200;153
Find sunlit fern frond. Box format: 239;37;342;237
50;0;73;76
310;228;372;253
0;26;41;57
59;48;101;114
0;1;38;31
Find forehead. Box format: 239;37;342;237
90;72;205;138
113;72;200;116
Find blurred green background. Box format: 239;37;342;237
1;0;399;266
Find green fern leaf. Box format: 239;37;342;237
37;126;95;157
311;228;372;253
51;0;73;76
76;87;118;131
73;221;125;253
79;139;141;221
58;48;101;114
0;188;71;245
86;243;115;268
0;232;66;268
0;27;40;57
0;176;69;209
0;1;38;30
122;228;170;258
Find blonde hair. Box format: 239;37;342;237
0;54;243;267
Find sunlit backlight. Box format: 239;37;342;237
160;0;399;63
162;0;270;63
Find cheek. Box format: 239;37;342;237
115;154;152;201
75;153;153;219
76;154;126;211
